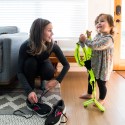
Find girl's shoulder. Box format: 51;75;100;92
96;34;114;41
103;34;114;43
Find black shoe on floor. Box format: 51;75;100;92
26;99;52;117
45;99;67;125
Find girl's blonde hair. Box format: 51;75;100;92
95;13;115;35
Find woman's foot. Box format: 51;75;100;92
79;94;92;99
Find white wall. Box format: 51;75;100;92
88;0;114;37
0;0;114;55
59;0;114;53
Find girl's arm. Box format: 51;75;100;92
85;35;114;50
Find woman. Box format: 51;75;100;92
17;18;70;104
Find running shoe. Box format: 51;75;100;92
26;99;51;117
45;99;67;125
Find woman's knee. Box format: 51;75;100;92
44;67;55;80
24;57;37;73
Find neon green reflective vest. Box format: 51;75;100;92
74;39;95;84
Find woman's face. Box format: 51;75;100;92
43;23;53;42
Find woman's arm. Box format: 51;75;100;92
52;43;70;83
17;41;34;95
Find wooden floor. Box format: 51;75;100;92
60;70;125;125
116;71;125;79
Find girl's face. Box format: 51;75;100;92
43;23;53;42
95;15;112;35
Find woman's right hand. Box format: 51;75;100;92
45;79;58;90
28;91;38;104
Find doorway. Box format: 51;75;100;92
114;0;125;70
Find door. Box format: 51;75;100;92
114;0;125;70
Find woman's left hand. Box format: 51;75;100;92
45;79;59;90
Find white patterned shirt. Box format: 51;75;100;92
85;34;114;81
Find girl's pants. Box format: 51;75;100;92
87;75;107;100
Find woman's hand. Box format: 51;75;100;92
79;34;87;42
28;91;38;104
45;79;59;90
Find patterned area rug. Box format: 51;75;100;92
0;115;66;125
0;84;66;125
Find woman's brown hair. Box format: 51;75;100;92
28;18;53;55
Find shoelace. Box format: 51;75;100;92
13;89;50;119
13;84;68;123
47;105;68;124
55;106;68;124
38;89;50;103
13;109;34;119
60;113;68;124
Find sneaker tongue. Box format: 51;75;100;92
55;110;62;117
55;107;62;117
33;105;40;111
47;105;57;116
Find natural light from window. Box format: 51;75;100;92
0;0;88;39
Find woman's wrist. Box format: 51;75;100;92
55;79;60;84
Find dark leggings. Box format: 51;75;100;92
87;75;107;100
24;57;55;89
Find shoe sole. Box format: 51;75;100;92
54;106;67;125
27;105;49;117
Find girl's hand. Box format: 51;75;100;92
45;79;59;90
28;91;38;104
79;34;87;42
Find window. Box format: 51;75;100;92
0;0;88;38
